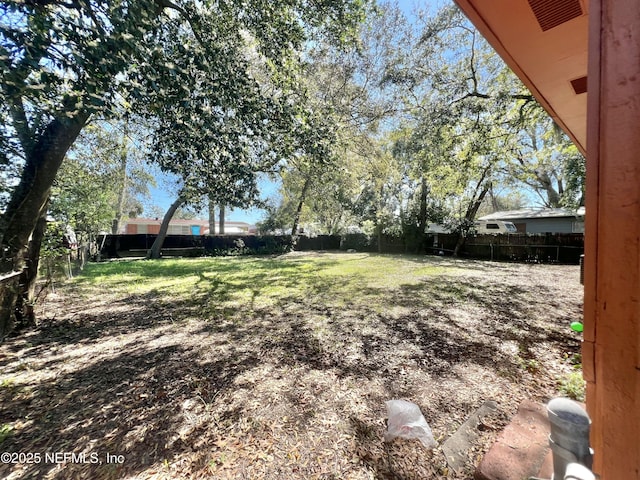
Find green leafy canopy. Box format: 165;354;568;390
1;0;369;185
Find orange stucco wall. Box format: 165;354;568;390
584;0;640;477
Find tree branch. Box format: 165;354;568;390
468;30;479;93
449;90;491;105
6;97;33;156
23;0;78;8
155;0;205;46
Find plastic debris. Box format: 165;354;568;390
570;321;584;332
384;399;437;449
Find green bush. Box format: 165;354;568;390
340;233;372;251
558;370;586;401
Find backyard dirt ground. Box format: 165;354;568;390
0;253;584;479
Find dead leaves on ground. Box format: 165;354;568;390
0;256;583;479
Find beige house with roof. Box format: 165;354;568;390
478;208;585;234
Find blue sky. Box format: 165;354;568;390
146;171;278;225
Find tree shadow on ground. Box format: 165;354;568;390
377;277;580;361
0;326;260;479
0;255;581;479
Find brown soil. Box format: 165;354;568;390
0;254;584;479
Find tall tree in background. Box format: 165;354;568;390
12;120;154;325
140;23;338;257
208;196;216;235
218;205;225;236
267;3;407;235
502;105;586;208
265;2;586;242
382;7;503;243
51;126;151;239
139;0;370;257
0;0;369;337
60;120;153;235
382;5;585;253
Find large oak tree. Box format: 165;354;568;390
0;0;368;338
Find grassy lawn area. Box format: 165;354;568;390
0;252;584;479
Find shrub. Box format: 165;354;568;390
340;233;372;251
558;370;586;401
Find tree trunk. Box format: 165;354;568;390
452;233;468;259
453;173;492;257
147;196;185;259
219;204;225;235
417;176;429;254
1;113;90;270
14;201;49;330
418;176;428;233
377;182;386;254
112;138;129;235
534;170;562;207
291;174;312;236
489;184;500;212
208;195;216;235
0;112;89;338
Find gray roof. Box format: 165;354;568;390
478;208;583;221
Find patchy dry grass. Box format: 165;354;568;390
0;252;583;479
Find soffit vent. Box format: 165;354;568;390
571;76;588;94
528;0;583;32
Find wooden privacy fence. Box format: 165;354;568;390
340;232;584;263
98;234;295;258
99;232;584;264
429;233;584;264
